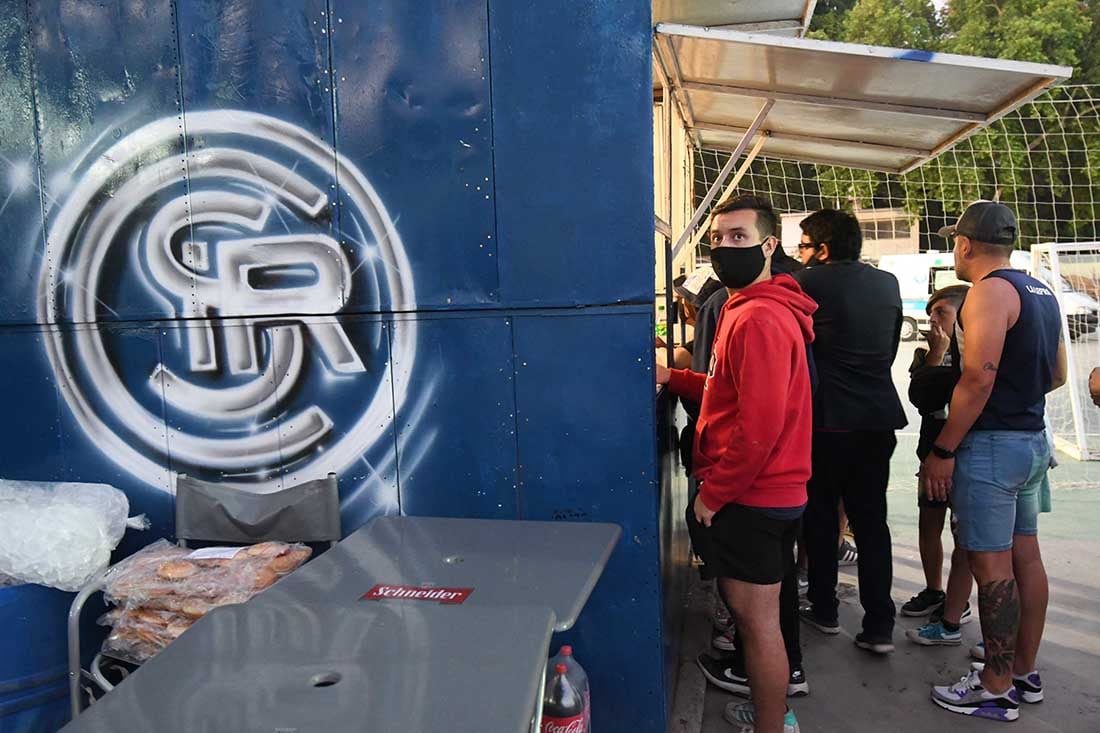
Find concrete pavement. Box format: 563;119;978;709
673;342;1100;733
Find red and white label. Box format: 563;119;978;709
360;584;474;605
541;714;586;733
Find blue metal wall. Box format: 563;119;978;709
0;0;660;728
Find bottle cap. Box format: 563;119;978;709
555;663;568;675
560;645;573;656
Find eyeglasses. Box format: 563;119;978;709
797;242;823;251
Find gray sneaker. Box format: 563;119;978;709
854;631;895;654
932;668;1020;722
970;663;1044;704
798;606;840;635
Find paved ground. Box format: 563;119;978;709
677;342;1100;733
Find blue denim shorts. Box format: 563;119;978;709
952;430;1049;552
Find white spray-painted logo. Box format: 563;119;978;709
38;111;420;497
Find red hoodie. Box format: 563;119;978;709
667;274;817;512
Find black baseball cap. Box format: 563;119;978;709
936;201;1017;245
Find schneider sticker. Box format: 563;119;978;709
361;584;474;605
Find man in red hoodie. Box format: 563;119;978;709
657;195;816;733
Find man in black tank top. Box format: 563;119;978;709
921;202;1068;723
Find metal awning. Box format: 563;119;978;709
653;23;1073;258
653;1;817;37
655;24;1073;174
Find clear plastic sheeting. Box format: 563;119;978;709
0;480;139;591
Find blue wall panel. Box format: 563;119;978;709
174;0;348;321
490;0;654;308
391;314;519;519
0;4;44;325
39;322;175;554
331;0;498;311
0;1;665;727
29;0;186;325
0;329;64;479
513;309;664;731
312;314;401;530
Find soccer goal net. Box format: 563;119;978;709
692;84;1100;482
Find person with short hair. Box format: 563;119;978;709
658;194;814;733
924;202;1067;721
794;209;907;654
904;285;979;646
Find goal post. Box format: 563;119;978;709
1032;242;1100;461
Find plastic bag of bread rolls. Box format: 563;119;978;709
98;539;311;662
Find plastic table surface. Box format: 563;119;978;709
62;516;621;733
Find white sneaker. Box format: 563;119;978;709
931;668;1019;722
712;627;736;652
724;702;800;733
714;602;732;632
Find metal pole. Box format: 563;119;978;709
531;663;547;733
665;234;675;367
68;574;107;720
671;100;774;261
678;265;687;347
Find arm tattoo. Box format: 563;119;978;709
978;579;1020;678
983;362;999;372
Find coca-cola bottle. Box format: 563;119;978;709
541;663;586;733
549;646;590;730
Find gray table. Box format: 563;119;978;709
63;516;621;733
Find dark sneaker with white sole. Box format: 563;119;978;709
798;607;840;634
932;668;1020;722
854;632;895;654
930;601;974;625
838;539;859;566
787;666;810;697
698;653;751;696
697;654;811;698
970;663;1044;704
901;588;945;617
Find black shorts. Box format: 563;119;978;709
687;501;800;585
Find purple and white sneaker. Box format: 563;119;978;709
971;663;1044;704
932;668;1020;722
1012;671;1043;704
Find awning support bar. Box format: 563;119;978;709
682;80;987;123
678;133;770;262
671;100;773;261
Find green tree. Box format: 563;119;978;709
808;0;859;41
941;0;1089;71
842;0;942;48
711;1;1100;245
814;0;1096;243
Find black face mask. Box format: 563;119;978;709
710;241;768;290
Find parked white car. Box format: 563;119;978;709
877;249;1100;341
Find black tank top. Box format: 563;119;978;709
972;269;1061;432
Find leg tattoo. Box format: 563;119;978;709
978;579;1020;678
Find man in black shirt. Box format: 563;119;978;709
794;209;907;653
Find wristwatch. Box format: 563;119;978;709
931;444;956;460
